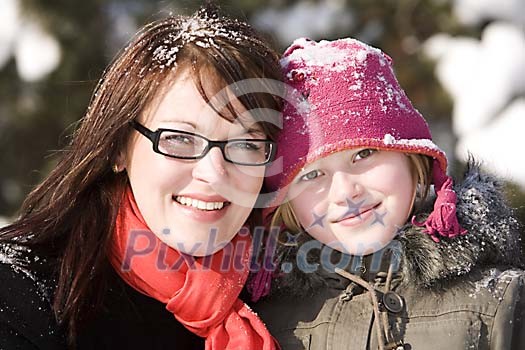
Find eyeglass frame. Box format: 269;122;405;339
129;119;277;166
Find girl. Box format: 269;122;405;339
0;4;282;349
252;38;524;349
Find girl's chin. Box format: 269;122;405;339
329;235;394;256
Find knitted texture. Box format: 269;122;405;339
265;37;465;242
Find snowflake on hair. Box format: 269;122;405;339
152;4;246;67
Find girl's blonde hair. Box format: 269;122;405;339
271;153;433;239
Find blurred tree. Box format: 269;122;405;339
1;1;108;215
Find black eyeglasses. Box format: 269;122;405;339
130;120;277;166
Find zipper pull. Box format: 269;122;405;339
339;283;357;302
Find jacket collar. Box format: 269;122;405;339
398;160;522;288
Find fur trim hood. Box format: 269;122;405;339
271;161;523;296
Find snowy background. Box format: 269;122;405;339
0;0;524;227
254;0;525;188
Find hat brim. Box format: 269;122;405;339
263;137;447;220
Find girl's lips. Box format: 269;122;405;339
333;203;381;226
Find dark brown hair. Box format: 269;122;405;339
0;4;282;345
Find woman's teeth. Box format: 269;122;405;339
175;196;225;211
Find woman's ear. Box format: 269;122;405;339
112;151;127;173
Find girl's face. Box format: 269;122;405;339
288;149;415;255
123;71;267;256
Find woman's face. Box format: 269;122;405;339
287;149;415;256
123;71;267;256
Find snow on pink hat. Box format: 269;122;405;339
265;37;466;242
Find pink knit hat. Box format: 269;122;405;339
265;37;467;243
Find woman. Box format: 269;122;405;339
0;4;282;349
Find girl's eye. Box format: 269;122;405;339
299;169;323;182
354;149;376;161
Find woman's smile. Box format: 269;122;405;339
172;194;232;223
173;194;229;211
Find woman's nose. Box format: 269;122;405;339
327;171;364;205
191;147;228;184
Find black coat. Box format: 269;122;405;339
0;248;204;350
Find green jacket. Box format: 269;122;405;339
255;164;525;349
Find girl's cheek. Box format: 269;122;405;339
290;198;312;225
291;194;328;229
287;182;305;202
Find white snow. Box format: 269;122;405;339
0;0;61;82
252;0;354;46
0;0;20;69
423;23;525;137
468;268;523;300
14;21;62;82
280;37;384;74
423;19;525;188
383;133;396;145
281;39;361;71
382;133;444;153
456;99;525;188
452;0;525;27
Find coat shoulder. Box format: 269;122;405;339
0;259;65;349
488;267;525;349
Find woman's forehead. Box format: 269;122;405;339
138;75;263;136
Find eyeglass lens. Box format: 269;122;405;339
157;130;271;165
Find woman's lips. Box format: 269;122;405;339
172;194;231;223
174;195;230;210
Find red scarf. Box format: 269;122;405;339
110;188;278;350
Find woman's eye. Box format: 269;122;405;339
354;149;376;161
299;169;323;182
232;142;261;151
164;134;194;144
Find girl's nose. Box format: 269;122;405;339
327;171;364;205
191;147;228;184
